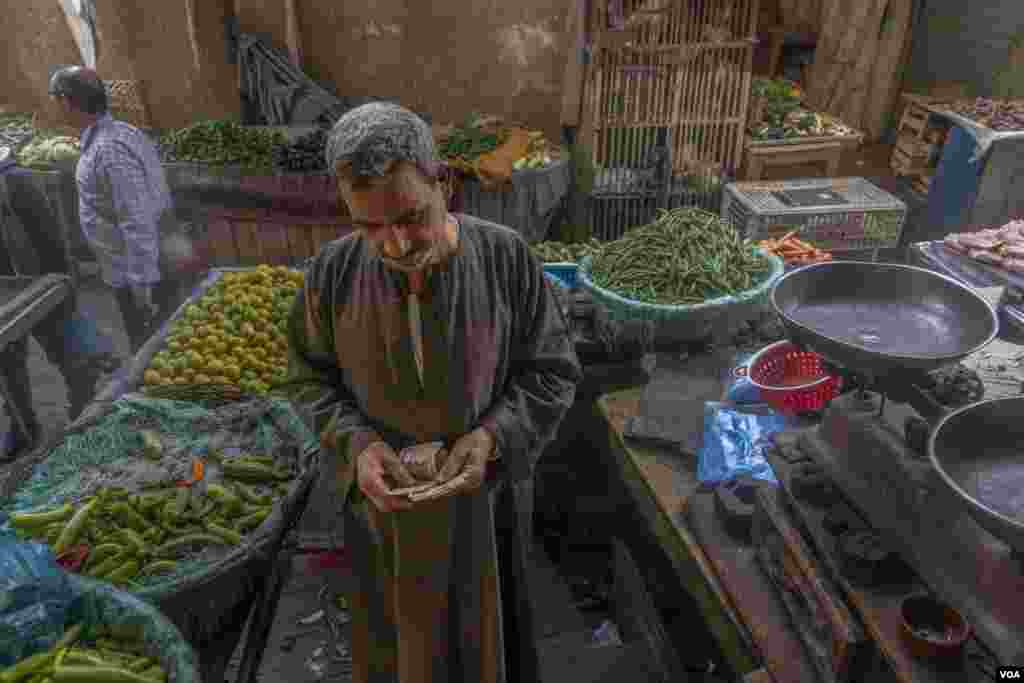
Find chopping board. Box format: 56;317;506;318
623;351;733;455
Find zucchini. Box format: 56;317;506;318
105;560;141;585
221;461;289;483
154;533;227;559
205;523;242;546
52;665;154;683
53;500;99;556
9;503;74;529
0;651;57;683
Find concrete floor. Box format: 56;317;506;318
0;273;133;458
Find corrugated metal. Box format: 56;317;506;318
905;0;1024;97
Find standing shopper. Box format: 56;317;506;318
47;66;182;352
286;103;582;683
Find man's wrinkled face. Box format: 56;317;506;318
339;161;449;272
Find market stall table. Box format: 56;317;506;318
743;138;843;181
0;274;73;451
593;334;1019;682
594;368;816;682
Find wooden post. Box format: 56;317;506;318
560;0;587;127
283;0;303;69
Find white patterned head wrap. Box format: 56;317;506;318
325;102;440;180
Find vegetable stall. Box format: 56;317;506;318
743;78;863;181
0;265;320;683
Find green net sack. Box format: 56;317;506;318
0;393;319;653
0;571;201;682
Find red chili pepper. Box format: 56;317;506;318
56;545;91;573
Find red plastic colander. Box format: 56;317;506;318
735;340;842;414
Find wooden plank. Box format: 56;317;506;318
256;219;290;266
753;486;874;683
610;537;684;682
804;0;890;136
560;0;586;127
283;0;303;68
233;217;262;267
204;216;241;268
596;392;760;676
768;432;1006;681
863;0;915;140
686;491;819;683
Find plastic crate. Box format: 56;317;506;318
721;177;907;251
588;171;727;241
543;263;578;289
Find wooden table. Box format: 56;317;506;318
594;386;816;682
743;138;844;180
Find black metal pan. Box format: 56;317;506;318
929;396;1024;555
770;261;999;376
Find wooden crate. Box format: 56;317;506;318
581;0;757;183
911;175;933;196
197;208;354;268
889;146;931;177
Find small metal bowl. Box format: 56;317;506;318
900;594;971;660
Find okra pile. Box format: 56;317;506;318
8;453;294;587
587;207;772;305
1;623;168;683
530;239;603;264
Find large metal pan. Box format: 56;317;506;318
770;261;999;376
929;397;1024;554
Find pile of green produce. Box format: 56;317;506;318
438;115;507;164
8;449;294;588
863;211;905;243
0;112;36;150
587;207;771;305
272;127;328;172
158;120;286;171
749;78;857;141
15;136;81;168
531;239;603;263
1;623;169;683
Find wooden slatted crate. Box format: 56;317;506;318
580;0;757;186
196;208;354;268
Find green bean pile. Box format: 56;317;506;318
587;208;771;305
159;120;286;171
531;239;603;263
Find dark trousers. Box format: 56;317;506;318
113;278;181;353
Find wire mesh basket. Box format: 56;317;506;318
738;340;842;414
721;177;908;251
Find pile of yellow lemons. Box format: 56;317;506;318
143;265;304;394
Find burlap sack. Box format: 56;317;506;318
474;127;532;189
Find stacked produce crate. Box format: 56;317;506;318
580;0;757;239
890;94;950;196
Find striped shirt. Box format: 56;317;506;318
76;113;171;287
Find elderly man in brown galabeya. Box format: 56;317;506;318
286;101;582;683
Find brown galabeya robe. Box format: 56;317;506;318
287;214;582;683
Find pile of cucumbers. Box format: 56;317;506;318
8;453;295;587
0;623;168;683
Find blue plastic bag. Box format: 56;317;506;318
722;350;763;405
697;402;789;486
0;540;75;667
